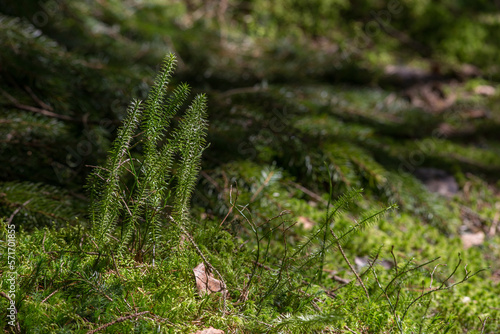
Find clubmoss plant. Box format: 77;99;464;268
87;53;208;260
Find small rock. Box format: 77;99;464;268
459;64;481;78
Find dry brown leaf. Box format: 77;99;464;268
403;81;457;113
488;209;499;237
193;327;225;334
462;109;490;119
193;262;225;296
414;167;459;198
297;216;315;230
474;85;496;96
461;232;485;249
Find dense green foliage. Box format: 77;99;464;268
1;1;499;333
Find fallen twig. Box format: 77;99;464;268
86;311;150;334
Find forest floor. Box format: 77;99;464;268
1;1;500;333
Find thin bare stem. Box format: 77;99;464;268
169;216;228;312
331;229;369;300
86;311;150;334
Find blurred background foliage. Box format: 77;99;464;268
2;0;499;223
